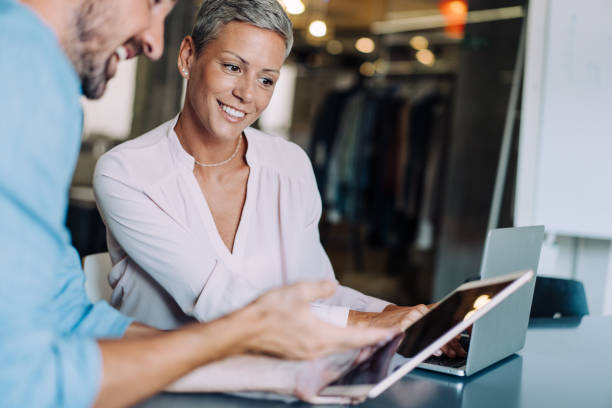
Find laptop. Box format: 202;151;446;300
419;225;545;376
310;269;534;404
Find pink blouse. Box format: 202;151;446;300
93;115;388;330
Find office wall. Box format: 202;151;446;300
517;0;612;315
516;0;612;239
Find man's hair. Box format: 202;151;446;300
191;0;293;57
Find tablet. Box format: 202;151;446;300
317;269;534;402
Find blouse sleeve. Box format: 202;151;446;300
298;151;390;326
93;170;263;323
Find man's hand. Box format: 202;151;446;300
348;304;430;331
94;281;400;408
348;303;467;359
237;281;400;360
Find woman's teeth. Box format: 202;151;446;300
221;103;245;118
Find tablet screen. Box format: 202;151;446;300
332;279;514;386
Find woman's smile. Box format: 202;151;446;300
218;100;247;122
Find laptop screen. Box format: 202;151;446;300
332;279;514;386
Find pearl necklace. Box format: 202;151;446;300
193;133;243;168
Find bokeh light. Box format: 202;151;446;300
355;37;376;54
309;20;328;38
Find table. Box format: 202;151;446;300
137;316;611;408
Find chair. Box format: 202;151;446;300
82;252;113;303
529;276;589;318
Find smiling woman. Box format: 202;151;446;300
176;20;286;169
92;0;441;337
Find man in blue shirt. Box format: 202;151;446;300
0;1;398;407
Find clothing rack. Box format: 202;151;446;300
309;75;456;289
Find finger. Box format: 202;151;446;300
289;280;337;303
398;310;422;330
441;344;456;358
416;304;429;315
398;318;412;331
448;336;466;356
407;309;425;323
454;341;467;357
441;338;465;358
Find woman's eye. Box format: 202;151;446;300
259;77;274;87
224;64;240;73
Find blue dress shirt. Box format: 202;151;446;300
0;1;133;407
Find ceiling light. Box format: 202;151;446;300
409;35;429;50
326;40;343;55
416;49;435;66
371;6;524;34
355;37;375;54
309;20;327;38
281;0;306;15
441;0;468;16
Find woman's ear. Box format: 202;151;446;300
177;36;196;79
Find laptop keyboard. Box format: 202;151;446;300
423;333;470;368
423;354;467;368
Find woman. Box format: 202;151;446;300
93;0;463;358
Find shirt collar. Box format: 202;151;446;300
166;114;259;171
166;114;193;171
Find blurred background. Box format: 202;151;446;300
69;0;612;315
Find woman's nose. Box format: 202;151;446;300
233;76;255;103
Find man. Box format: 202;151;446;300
0;0;399;407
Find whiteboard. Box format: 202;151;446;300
515;0;612;239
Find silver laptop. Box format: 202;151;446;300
418;225;545;376
311;269;534;404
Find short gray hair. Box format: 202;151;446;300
191;0;293;58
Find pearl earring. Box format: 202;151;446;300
181;68;189;77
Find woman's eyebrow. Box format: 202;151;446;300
221;50;280;74
222;50;249;65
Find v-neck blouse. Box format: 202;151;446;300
93;116;389;330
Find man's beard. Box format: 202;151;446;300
61;1;115;99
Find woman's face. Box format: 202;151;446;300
181;21;286;141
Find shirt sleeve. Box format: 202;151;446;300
55;244;133;338
93;169;264;322
0;328;103;408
